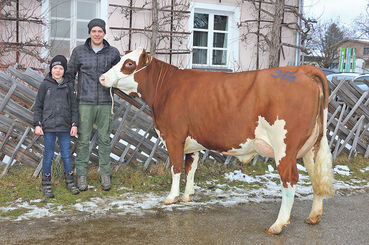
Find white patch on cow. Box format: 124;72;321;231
323;108;328;137
182;152;199;201
254;116;287;166
225;139;254;155
222;139;257;164
268;182;296;233
101;48;143;94
165;166;181;203
184;136;206;154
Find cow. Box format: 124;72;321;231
99;48;334;234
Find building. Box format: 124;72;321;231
334;39;369;73
0;0;302;73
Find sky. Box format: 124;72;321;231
303;0;368;26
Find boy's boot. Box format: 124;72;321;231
65;172;80;195
42;173;54;198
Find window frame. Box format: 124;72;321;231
189;3;240;71
42;0;107;58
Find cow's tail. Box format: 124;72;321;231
303;66;334;197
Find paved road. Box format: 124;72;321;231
0;191;368;245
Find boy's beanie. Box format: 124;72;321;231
50;55;67;72
88;18;106;33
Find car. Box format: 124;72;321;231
320;68;336;76
326;72;360;83
353;74;369;91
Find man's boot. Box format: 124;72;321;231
100;174;111;191
65;172;80;195
77;175;88;191
42;173;54;198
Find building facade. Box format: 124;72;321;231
334;39;369;73
0;0;301;73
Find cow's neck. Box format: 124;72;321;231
138;58;178;111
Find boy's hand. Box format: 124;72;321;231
70;126;78;137
35;126;44;135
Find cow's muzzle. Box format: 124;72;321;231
99;75;107;87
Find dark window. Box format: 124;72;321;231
364;47;369;55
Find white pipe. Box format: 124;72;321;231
295;0;303;66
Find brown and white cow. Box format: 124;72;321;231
100;48;334;234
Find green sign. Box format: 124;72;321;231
345;48;352;72
352;48;356;72
339;48;346;72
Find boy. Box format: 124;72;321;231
33;55;79;198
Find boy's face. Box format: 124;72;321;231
90;26;105;47
51;65;64;81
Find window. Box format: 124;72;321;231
364;47;369;55
193;13;228;66
190;3;239;70
49;0;99;57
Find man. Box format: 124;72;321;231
65;18;121;191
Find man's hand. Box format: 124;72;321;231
35;126;44;136
70;126;78;137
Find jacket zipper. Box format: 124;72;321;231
96;53;99;105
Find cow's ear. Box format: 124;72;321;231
140;49;151;66
125;50;132;55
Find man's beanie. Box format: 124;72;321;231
88;18;106;33
50;55;67;73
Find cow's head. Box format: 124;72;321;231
99;47;150;96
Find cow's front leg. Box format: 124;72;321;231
163;139;184;205
163;166;181;204
182;152;199;202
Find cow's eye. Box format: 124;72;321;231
128;62;133;66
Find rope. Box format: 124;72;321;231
110;87;114;115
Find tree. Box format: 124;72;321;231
239;0;315;68
110;0;191;65
0;0;49;71
354;2;369;38
307;21;347;68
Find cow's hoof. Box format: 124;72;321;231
265;227;283;235
181;195;193;202
304;215;321;225
163;197;178;205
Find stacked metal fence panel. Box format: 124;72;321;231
327;78;369;159
0;67;368;177
0;67;171;177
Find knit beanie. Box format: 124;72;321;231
88;18;106;33
50;55;67;73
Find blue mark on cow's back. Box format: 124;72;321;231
271;69;296;82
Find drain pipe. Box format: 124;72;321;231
295;0;303;66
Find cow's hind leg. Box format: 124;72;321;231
266;153;298;235
164;139;184;205
182;152;199;202
266;182;296;235
303;136;334;224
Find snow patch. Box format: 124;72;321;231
0;163;368;221
334;165;351;176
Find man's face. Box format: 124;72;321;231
89;26;105;46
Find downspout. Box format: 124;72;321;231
295;0;303;66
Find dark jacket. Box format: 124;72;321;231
33;74;78;132
65;38;121;105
